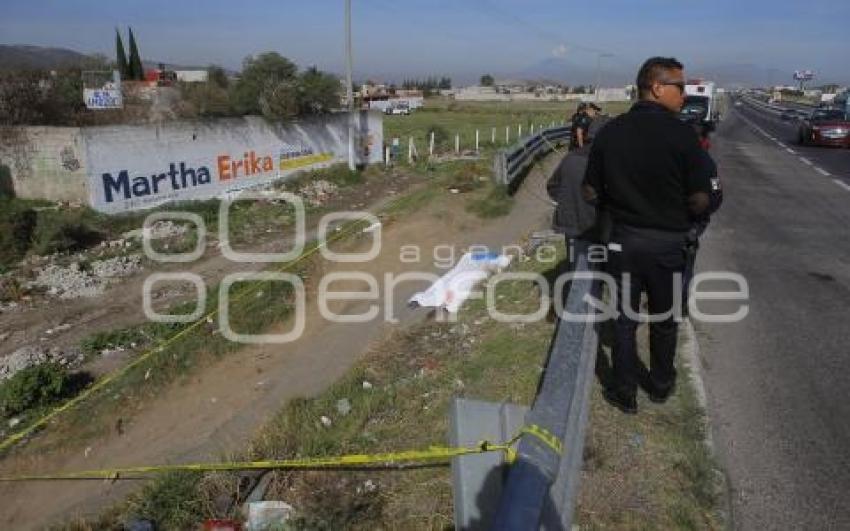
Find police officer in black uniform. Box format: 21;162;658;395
582;57;712;414
569;102;600;150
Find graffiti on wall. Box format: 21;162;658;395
60;146;81;172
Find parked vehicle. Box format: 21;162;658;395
384;102;410;115
797;108;850;147
680;80;719;127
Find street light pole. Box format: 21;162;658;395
345;0;355;171
595;53;612;103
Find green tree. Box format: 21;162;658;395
207;65;229;89
480;74;495;87
127;27;144;80
115;29;129;80
230;52;298;116
297;66;340;115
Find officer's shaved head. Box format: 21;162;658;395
637;57;684;99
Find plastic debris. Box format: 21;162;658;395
336;398;352;416
243;501;295;530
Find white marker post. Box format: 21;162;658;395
455;133;460;153
475;129;480;152
491;127;496;144
506;126;510;144
530;124;535;135
429;131;435;157
518;124;523;138
385;146;391;168
408;137;414;164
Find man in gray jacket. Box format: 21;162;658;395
547;116;610;246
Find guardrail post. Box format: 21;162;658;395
491;243;600;530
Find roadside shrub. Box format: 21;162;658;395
30;210;105;255
0;163;14;199
426;124;450;148
0;199;37;268
127;471;206;529
0;363;73;417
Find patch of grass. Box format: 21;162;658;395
126;471;210;529
0;363;92;420
466;184;514;219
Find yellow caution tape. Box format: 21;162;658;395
0;424;561;483
0;212;375;453
518;424;563;455
0;424;562;482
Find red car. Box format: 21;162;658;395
798;108;850;147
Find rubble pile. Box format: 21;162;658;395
298;180;339;207
28;255;142;299
0;345;84;381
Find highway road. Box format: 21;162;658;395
695;97;850;529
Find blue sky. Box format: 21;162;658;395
1;0;848;85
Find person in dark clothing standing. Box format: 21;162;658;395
582;57;712;414
548;116;610;245
682;119;723;306
569;102;600;150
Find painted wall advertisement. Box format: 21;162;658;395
84;112;382;213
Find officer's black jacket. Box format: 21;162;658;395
583;100;712;232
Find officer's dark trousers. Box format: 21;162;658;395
606;225;687;396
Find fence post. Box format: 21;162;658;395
475;129;480;152
455;133;460;154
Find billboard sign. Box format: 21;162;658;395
83;70;123;110
793;70;814;82
83;113;382;213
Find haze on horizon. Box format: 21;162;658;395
1;0;847;86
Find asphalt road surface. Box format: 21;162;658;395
695;98;850;529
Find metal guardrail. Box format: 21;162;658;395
493;126;572;192
492;241;602;530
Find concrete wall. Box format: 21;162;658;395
0;111;383;213
0;126;89;202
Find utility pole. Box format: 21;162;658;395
595;53;613;103
345;0;355;171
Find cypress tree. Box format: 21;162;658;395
127;27;144;80
115;29;129;80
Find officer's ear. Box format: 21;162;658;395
650;82;663;100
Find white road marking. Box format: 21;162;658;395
785;147;797;154
814;166;831;177
833;179;850;192
799;157;813;166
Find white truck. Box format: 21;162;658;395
681;80;719;127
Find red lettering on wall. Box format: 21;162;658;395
217;155;231;180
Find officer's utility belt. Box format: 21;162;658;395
612;224;689;243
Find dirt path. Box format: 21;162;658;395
0;156;560;529
0;172;420;369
